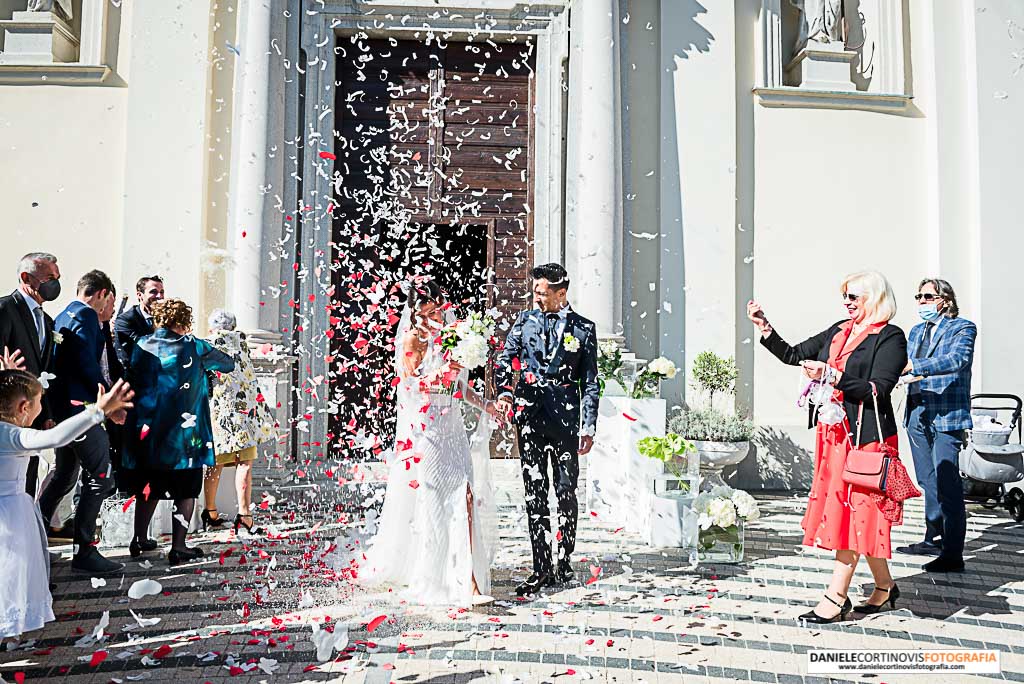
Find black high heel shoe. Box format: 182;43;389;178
799;593;852;624
853;583;900;614
129;538;158;558
234;514;264;536
201;509;226;530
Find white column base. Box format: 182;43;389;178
0;11;79;64
786;41;856;91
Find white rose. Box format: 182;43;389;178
707;497;737;528
599;340;618;357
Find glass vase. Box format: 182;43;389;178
698;519;745;564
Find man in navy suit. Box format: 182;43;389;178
114;274;164;367
496;263;600;596
38;270;125;574
0;252;61;496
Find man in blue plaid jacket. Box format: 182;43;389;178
898;278;977;573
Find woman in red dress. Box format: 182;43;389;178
748;271;908;624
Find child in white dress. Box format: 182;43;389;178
0;368;133;639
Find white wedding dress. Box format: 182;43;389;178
0;406;105;637
357;321;497;606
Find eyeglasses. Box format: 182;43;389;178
914;293;940;302
841;293;860;302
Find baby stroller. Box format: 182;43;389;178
959;394;1024;522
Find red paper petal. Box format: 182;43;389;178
366;614;387;632
89;651;107;667
121;495;136;513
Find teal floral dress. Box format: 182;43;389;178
122;328;235;499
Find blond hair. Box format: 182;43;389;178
840;271;897;324
151;298;193;331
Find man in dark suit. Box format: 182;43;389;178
38;270;125;574
495;263;600;596
0;252;61;496
114;275;163;366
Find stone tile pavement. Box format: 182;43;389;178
2;460;1023;683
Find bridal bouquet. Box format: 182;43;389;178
436;312;498;392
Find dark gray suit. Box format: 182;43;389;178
496;306;600;574
0;290;55;495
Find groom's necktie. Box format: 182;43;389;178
544;313;560;357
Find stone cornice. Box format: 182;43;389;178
0;63;112;86
752;86;913;114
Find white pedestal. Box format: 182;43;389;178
0;11;79;64
786;41;856;91
586;396;666;536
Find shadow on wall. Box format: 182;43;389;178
656;0;714;407
726;426;814;491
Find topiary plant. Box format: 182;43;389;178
690;351;738;409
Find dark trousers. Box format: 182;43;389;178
25;455;39;496
518;417;579;575
37;423;115;553
907;403;967;560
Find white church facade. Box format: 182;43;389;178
2;0;1022;488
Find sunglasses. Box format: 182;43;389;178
914;293;940;302
841;293;861;302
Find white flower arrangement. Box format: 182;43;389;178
631;356;679;398
52;332;64;345
598;339;619;358
562;333;580;353
694;485;760;530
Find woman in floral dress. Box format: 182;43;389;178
202;309;277;535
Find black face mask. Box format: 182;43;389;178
36;278;61;302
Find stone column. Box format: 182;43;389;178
568;0;623;340
226;0;273;335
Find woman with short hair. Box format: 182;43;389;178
122;299;234;565
748;271;909;623
202;308;278;535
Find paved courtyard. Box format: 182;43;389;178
2;461;1024;684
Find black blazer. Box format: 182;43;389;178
113;305;153;368
761;321;908;445
0;290;54;425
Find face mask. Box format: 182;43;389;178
918;303;941;322
36;278;61;302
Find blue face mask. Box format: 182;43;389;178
918;303;941;322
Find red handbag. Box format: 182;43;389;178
842;383;895;493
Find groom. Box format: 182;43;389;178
495;263;600;596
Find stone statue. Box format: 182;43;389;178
791;0;843;53
27;0;73;22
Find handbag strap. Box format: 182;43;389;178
855;381;884;448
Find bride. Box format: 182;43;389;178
357;279;502;606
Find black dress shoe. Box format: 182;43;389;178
129;538;158;558
515;572;556;597
71;548;125;575
46;521;75;542
853;583;901;614
924;556;965;573
896;541;942;556
168;546;205;567
799;593;851;624
555;560;576;585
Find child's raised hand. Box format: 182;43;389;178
1;346;25;371
96;379;134;416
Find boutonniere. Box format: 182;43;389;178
52;332;64;345
563;333;580;353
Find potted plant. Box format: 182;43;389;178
637;432;698;496
597;339;625;396
640;432;701;554
630;356;678;399
694;485;760;563
670;351;755;490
